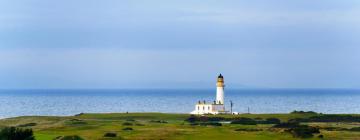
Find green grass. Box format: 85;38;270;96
1;113;360;140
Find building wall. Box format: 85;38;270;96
194;104;213;114
191;104;225;114
212;104;225;111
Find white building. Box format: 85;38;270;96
190;74;230;115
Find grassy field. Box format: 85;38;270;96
1;113;360;140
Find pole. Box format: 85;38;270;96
230;100;233;114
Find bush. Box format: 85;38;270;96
135;123;145;126
287;118;308;123
272;122;300;128
186;115;281;125
17;123;37;127
54;135;84;140
122;122;133;126
65;119;87;125
349;127;360;131
122;127;133;131
308;115;360;122
0;127;35;140
289;115;360;123
186;115;197;123
189;123;199;126
273;122;319;138
264;118;281;124
290;110;318;114
322;127;347;131
104;132;117;137
199;116;208;122
200;122;222;126
207;117;225;122
149;120;168;123
185;115;226;123
190;122;222;126
231;117;257;125
288;125;319;138
74;113;84;116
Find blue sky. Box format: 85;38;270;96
0;0;360;89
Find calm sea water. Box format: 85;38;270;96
0;89;360;118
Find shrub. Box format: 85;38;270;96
190;122;222;126
135;123;145;126
126;119;135;122
289;115;360;123
322;127;347;131
17;123;37;127
349;127;360;131
272;122;300;128
273;122;319;138
290;110;318;114
288;125;320;138
122;122;133;126
65;119;87;125
199;116;208;122
186;115;197;123
122;127;133;131
264;118;281;124
231;117;257;125
200;122;222;126
104;132;117;137
0;127;35;140
189;123;199;126
207;117;225;122
287;118;308;123
308;115;360;122
74;113;84;116
185;115;225;123
149;120;168;123
186;115;281;125
54;135;84;140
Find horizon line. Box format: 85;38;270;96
0;87;359;90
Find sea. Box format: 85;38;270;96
0;89;360;119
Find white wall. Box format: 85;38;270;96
216;87;224;104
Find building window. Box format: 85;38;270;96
208;106;210;110
197;106;199;110
203;106;205;110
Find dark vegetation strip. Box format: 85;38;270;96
0;127;35;140
186;115;280;125
289;115;360;123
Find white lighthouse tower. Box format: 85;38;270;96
190;74;229;115
216;74;225;104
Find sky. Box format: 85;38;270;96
0;0;360;89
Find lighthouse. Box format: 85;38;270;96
216;74;225;104
190;74;230;115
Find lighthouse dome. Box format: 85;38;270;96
218;74;223;78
